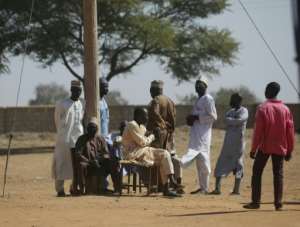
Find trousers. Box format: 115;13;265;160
251;150;284;208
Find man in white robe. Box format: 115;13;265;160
52;80;84;197
181;78;217;194
210;93;248;195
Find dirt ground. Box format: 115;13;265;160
0;127;299;227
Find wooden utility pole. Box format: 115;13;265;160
292;0;300;100
83;0;100;126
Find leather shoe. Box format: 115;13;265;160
243;203;260;209
57;191;66;197
190;188;207;195
209;190;221;195
163;190;181;197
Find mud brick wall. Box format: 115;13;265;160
0;104;299;133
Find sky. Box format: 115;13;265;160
0;0;299;107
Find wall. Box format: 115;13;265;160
0;104;299;133
0;106;55;133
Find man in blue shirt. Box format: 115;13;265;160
99;77;110;137
99;77;112;191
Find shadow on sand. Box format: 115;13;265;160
167;210;250;217
167;206;300;217
241;201;300;206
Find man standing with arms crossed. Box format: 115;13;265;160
210;93;248;195
243;82;295;211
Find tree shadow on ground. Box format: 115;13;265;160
167;210;250;217
241;201;300;205
166;207;300;217
284;201;300;205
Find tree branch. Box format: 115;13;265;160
32;12;83;82
60;51;83;82
106;41;150;81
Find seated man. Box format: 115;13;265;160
75;117;120;195
106;121;127;160
122;107;181;197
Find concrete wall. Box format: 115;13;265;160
0;106;56;133
0;104;299;133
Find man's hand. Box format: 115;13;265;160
285;153;292;161
250;151;256;159
186;115;198;126
103;154;110;159
145;130;151;136
153;127;161;140
90;159;101;168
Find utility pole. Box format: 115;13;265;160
292;0;300;101
83;0;100;126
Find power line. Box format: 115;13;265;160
2;0;36;198
13;0;36;112
244;0;287;4
238;0;300;97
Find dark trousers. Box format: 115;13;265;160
100;158;121;192
251;150;284;208
83;158;121;194
71;148;82;193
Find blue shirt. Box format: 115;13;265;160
106;132;122;159
99;98;109;137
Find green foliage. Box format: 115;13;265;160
177;93;198;105
213;86;259;105
178;86;259;105
0;0;238;83
29;82;69;105
105;90;128;106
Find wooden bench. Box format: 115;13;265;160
119;160;160;195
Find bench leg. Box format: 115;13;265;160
127;167;131;194
133;172;137;193
139;171;142;193
147;167;152;195
156;167;159;193
119;165;123;195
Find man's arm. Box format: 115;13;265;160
98;136;110;159
165;100;176;132
148;99;167;130
285;110;295;161
250;108;265;157
225;108;249;126
75;136;89;163
80;99;86;131
128;123;155;147
198;97;217;124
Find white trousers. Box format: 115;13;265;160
152;148;174;184
181;148;211;192
172;155;182;179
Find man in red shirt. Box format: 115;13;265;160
243;82;295;211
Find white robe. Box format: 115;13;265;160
214;106;248;178
181;94;217;190
52;98;84;180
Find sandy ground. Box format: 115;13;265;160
0;127;299;227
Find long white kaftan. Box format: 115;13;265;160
181;93;217;191
52;98;84;180
214;106;248;179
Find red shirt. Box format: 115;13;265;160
251;99;295;156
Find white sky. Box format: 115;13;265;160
0;0;299;106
